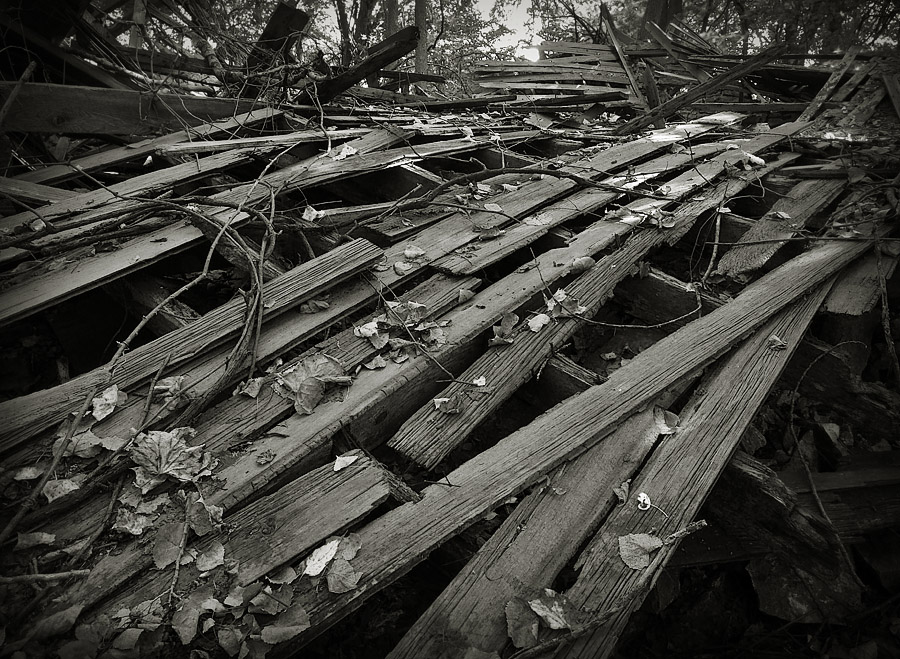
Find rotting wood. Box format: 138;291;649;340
389;144;803;469
0;176;77;204
60;453;392;617
0;129;529;327
0;239;382;453
714;177;846;281
104;274;201;335
613;45;788;135
822;250;898;316
388;400;680;658
645;21;711;84
555;286;839;659
797;47;860;122
0;83;262;135
154;127;371;155
28;273;482;609
256;198;889;655
12;108;282;185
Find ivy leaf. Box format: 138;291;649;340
186;491;223;537
618;533;664;569
326;558;361;594
505;598;540;648
129;427;211;485
152;521;185;569
272;354;349;416
260;603;311;644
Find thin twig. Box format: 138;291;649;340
0;570;90;584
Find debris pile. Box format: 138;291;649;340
0;4;898;659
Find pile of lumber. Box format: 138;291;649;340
0;14;899;659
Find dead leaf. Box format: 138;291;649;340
152;521;185;569
13;465;44;480
52;428;105;459
570;256;596;273
363;355;388;370
458;289;475;304
618;533;663;569
298;299;330;314
505;598;540;648
56;639;98;659
527;589;580;630
333;454;359;472
337;533;362;561
130;427;210;486
15;531;56;551
43;478;80;503
489;312;518;347
267;566;298;585
653;407;679;435
330;143;357;161
111;627;144;650
403;245;427;261
259;603;310;645
29;604;83;640
197;540;225;572
217;625;244;657
187;492;223;537
172;584;215;645
235;377;263;398
527;313;551;333
472;376;487;387
613;479;631;505
303;538;340;576
433;395;463;414
248;584;291;616
92;385;126;421
326;558;361;594
273;354;350;415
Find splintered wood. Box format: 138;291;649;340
1;42;898;659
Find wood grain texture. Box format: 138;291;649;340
0;239;383;452
58;453;391;613
555;286;831;659
0;176;76;204
265;217;885;653
822;250;898;315
389;144;801;468
0;82;261;135
13;108;281;185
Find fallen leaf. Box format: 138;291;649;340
13;465;44;480
273;354;350;416
298;299;330;314
217;625;245;657
29;603;83;640
618;533;663;569
433;395;462;414
505;598;540;648
52;429;105;459
458;289;475;304
248;584;291;616
91;385;126;421
472;376;487;387
333;454;359;472
330;144;357;161
267;566;298;585
172;584;214;645
527;313;551;333
489;312;518;346
111;628;143;650
56;639;98;659
197;540;225;572
326;558;361;594
393;261;415;276
653;407;679;435
152;521;185;569
130;427;210;484
187;492;223;537
303;538;340;576
302;206;324;222
337;533;362;561
613;479;631;505
527;589;579;630
403;245;426;261
15;532;56;551
362;355;388;370
570;256;596;273
235;378;263;398
43;478;80;503
260;603;311;644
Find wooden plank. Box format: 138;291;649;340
14;108;281;184
37;272;481;612
538;41;618;61
714;177;846;281
432;139;729;275
391;145;800;467
261;222;883;651
474;71;631;86
0;129;529;327
0;145;275;232
154;127;371;155
556;286;832;659
882;72;900;122
690;102;839;113
477;81;630;94
604;10;648;107
475;63;627;76
0;176;76;204
60;454;392;615
645;20;711;83
0;83;262;135
389;402;676;658
613;45;787;135
0;239;383;453
822;250;898;315
797;47;860;122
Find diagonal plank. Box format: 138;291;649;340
555;283;834;659
0;239;383;453
266;223;888;650
389;140;806;468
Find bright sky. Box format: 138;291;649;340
475;0;542;57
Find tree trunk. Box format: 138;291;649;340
415;0;428;74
